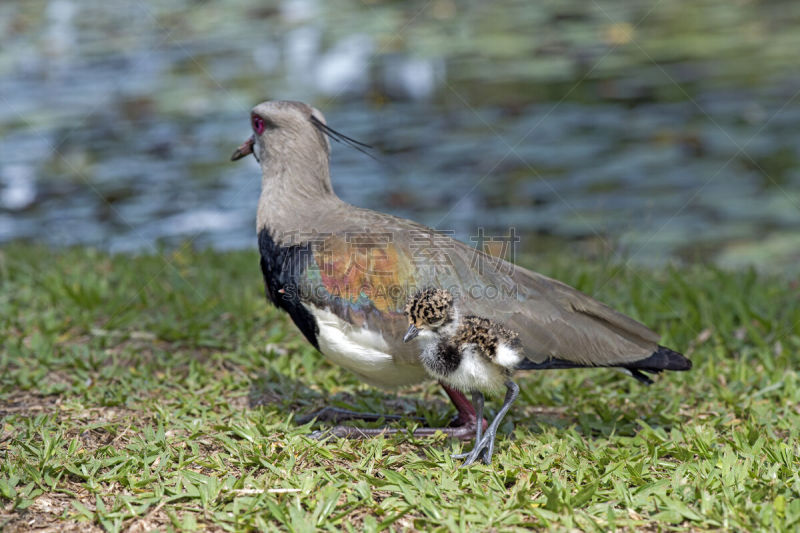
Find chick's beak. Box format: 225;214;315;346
403;324;420;343
231;136;255;161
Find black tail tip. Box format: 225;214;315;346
621;345;691;384
654;345;692;371
623;345;691;377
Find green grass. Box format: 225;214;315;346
1;243;799;532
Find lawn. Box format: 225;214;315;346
1;244;799;531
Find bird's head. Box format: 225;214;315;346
231;100;331;165
403;288;457;343
231;100;373;196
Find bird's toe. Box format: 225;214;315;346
308;429;333;440
453;443;491;467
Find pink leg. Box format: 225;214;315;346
441;384;488;432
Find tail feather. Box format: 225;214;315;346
516;345;691;385
623;345;692;372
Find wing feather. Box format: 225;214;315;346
293;207;662;367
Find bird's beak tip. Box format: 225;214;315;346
403;324;419;343
231;136;255;161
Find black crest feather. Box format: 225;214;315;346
309;115;379;162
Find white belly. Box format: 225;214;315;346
308;305;429;389
444;347;508;395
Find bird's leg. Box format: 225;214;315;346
295;407;422;425
441;384;487;432
307;383;486;441
451;391;486;460
457;380;520;466
471;390;484;445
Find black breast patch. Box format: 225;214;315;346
258;228;319;350
427;341;462;376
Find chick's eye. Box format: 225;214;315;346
252;115;265;135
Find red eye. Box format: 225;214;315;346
252;115;265;135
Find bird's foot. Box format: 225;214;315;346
308;427;383;440
300;385;488;442
308;419;483;440
296;406;422;425
451;431;497;466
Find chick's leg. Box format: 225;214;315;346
457;381;519;466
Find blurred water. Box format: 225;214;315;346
1;0;799;271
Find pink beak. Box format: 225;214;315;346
230;136;255;161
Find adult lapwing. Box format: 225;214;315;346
231;100;691;438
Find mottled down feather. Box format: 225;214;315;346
454;316;520;362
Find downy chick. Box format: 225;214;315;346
403;288;523;466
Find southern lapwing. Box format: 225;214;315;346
231;100;691;439
403;288;524;465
